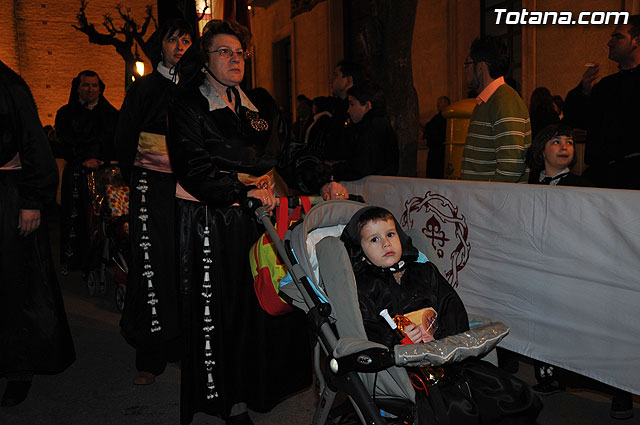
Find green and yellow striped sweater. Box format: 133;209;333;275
461;84;531;182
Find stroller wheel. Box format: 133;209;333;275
98;271;110;295
115;284;126;312
86;271;98;296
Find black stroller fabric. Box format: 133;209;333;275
417;358;542;425
340;206;541;424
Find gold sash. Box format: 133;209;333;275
138;132;168;154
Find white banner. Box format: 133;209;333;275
344;176;640;394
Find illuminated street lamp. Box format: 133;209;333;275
134;43;145;77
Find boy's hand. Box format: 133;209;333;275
404;323;422;344
419;325;435;343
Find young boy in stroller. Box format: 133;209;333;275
339;206;541;424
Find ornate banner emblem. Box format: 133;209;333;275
400;191;470;288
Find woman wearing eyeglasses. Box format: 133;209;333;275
115;18;194;386
167;20;347;425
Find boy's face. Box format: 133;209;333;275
359;218;402;268
544;135;574;172
347;95;370;123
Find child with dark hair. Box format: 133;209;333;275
340;206;542;425
525;123;590;186
330;83;399;181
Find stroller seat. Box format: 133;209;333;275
273;200;510;424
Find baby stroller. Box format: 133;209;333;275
255;200;513;424
86;165;130;311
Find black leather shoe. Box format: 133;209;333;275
226;411;254;425
610;391;634;420
532;382;562;395
1;380;32;407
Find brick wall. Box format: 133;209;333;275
1;0;155;126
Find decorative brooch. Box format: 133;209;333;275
246;110;269;132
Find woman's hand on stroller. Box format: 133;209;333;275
320;181;349;200
248;187;277;211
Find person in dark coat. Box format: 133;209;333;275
0;60;75;407
563;15;640;190
166;20;349;425
304;96;344;161
424;96;450;179
115;18;194;386
291;94;313;144
528;87;560;140
330;59;366;125
55;70;118;274
340;206;542;425
331;82;399;181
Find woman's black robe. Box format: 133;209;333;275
0;60;75;377
115;69;182;363
167;77;326;423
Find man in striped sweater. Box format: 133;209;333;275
461;36;530;182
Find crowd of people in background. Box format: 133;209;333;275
1;11;638;425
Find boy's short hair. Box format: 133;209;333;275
356;206;394;237
346;82;386;112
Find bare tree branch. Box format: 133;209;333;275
138;5;156;38
197;0;210;21
73;0;158;79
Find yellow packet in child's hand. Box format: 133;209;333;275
404;307;438;336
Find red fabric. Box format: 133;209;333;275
251;197;312;316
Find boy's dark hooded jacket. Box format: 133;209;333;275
340;206;469;347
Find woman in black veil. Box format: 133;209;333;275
167;20;348;424
115;18;195;386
